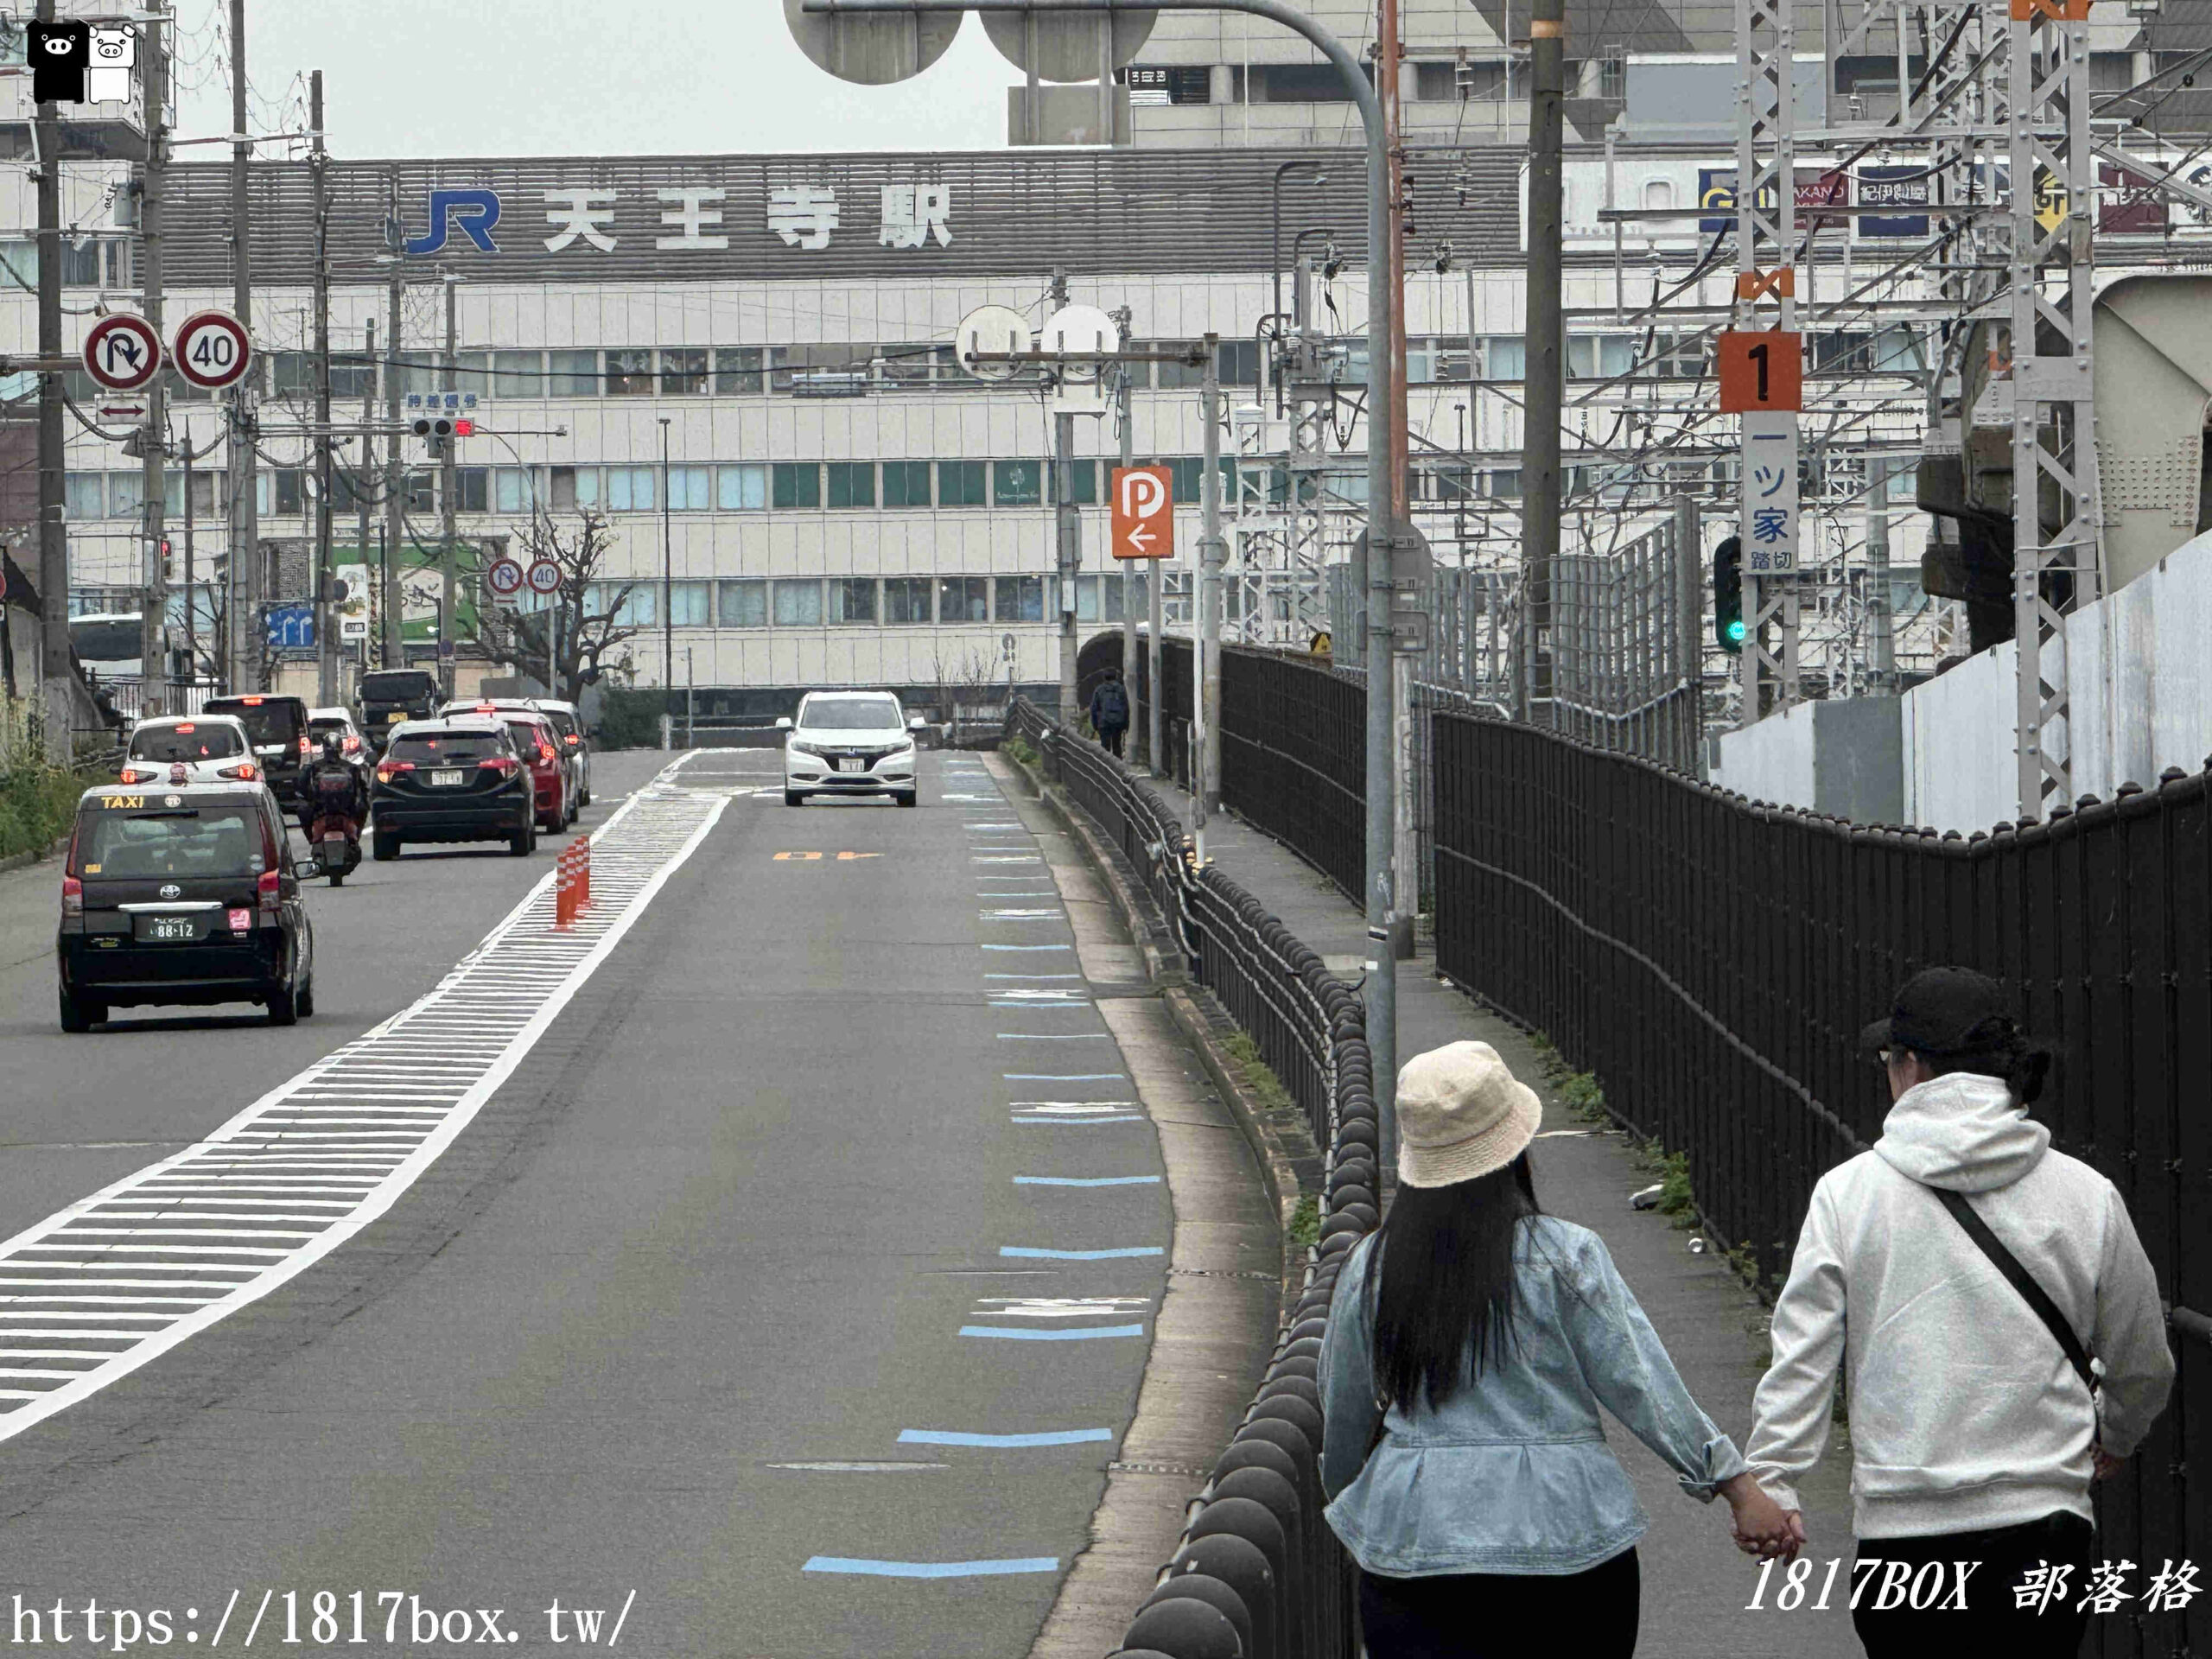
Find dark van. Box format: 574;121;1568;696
56;777;315;1031
201;693;314;813
358;669;442;753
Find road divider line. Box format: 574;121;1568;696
998;1246;1165;1261
1013;1176;1163;1187
0;753;728;1444
957;1325;1147;1341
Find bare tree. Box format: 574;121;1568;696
476;510;640;704
929;640;1007;743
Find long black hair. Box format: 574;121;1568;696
1913;1015;2056;1105
1368;1153;1542;1412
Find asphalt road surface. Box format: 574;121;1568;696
0;747;1170;1658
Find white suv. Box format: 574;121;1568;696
780;692;925;808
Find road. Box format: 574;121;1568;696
0;747;1174;1657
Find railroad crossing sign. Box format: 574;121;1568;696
81;313;161;391
486;557;525;601
525;559;562;595
1109;465;1173;559
1717;329;1802;414
172;309;251;391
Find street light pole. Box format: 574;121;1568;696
658;416;673;703
801;0;1400;1177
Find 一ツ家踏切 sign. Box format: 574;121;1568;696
1738;411;1800;574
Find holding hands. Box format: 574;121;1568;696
1717;1472;1803;1562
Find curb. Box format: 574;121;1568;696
1002;746;1315;1312
0;835;67;877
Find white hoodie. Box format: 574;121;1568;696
1745;1072;2176;1539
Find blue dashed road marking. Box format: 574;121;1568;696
899;1428;1115;1448
1014;1175;1163;1187
803;1557;1060;1579
1000;1246;1165;1260
958;1323;1148;1340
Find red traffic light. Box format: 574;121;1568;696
454;418;474;436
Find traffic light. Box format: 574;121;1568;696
410;414;457;457
1713;535;1745;653
159;536;172;581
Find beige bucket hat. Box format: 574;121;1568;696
1395;1040;1544;1189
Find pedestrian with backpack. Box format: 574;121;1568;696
1086;664;1129;759
1742;967;2177;1656
1319;1041;1800;1657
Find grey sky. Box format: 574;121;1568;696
168;1;1012;159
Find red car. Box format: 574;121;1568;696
465;704;575;833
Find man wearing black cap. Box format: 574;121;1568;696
1738;967;2175;1656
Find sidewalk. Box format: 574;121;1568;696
1143;770;1864;1658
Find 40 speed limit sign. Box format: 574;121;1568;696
172;309;252;391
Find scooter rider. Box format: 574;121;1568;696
300;731;369;849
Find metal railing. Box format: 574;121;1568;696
1005;699;1377;1659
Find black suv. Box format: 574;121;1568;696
201;693;314;814
371;717;537;859
57;775;315;1031
357;668;442;753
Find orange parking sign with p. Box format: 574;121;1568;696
1110;465;1174;560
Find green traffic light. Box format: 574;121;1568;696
1725;619;1746;645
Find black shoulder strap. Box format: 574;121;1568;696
1932;1187;2098;1395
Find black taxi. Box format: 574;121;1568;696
56;770;316;1032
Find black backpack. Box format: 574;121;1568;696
1094;680;1128;725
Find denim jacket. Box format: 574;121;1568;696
1318;1216;1746;1576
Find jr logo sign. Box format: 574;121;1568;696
405;188;503;255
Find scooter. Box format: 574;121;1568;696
308;811;363;887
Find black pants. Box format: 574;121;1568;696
1098;723;1127;758
1853;1511;2094;1658
1357;1546;1640;1658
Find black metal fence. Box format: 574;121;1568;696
1430;711;2211;1659
1004;699;1377;1659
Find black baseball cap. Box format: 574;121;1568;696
1859;967;2013;1057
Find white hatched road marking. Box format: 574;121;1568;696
972;1297;1152;1319
0;753;730;1443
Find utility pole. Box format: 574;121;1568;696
34;0;67;755
1114;308;1137;760
1381;0;1416;959
227;0;261;692
1046;267;1078;730
658;415;673;701
1522;0;1565;731
310;70;337;705
381;213;404;671
1866;461;1894;696
438;270;458;697
358;318;375;666
137;6;168;717
183;442;197;682
1198;331;1224;822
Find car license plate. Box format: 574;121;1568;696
431;768;465;786
836;757;865;772
386;711;405;722
138;914;206;943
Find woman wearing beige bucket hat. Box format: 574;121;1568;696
1318;1040;1797;1656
